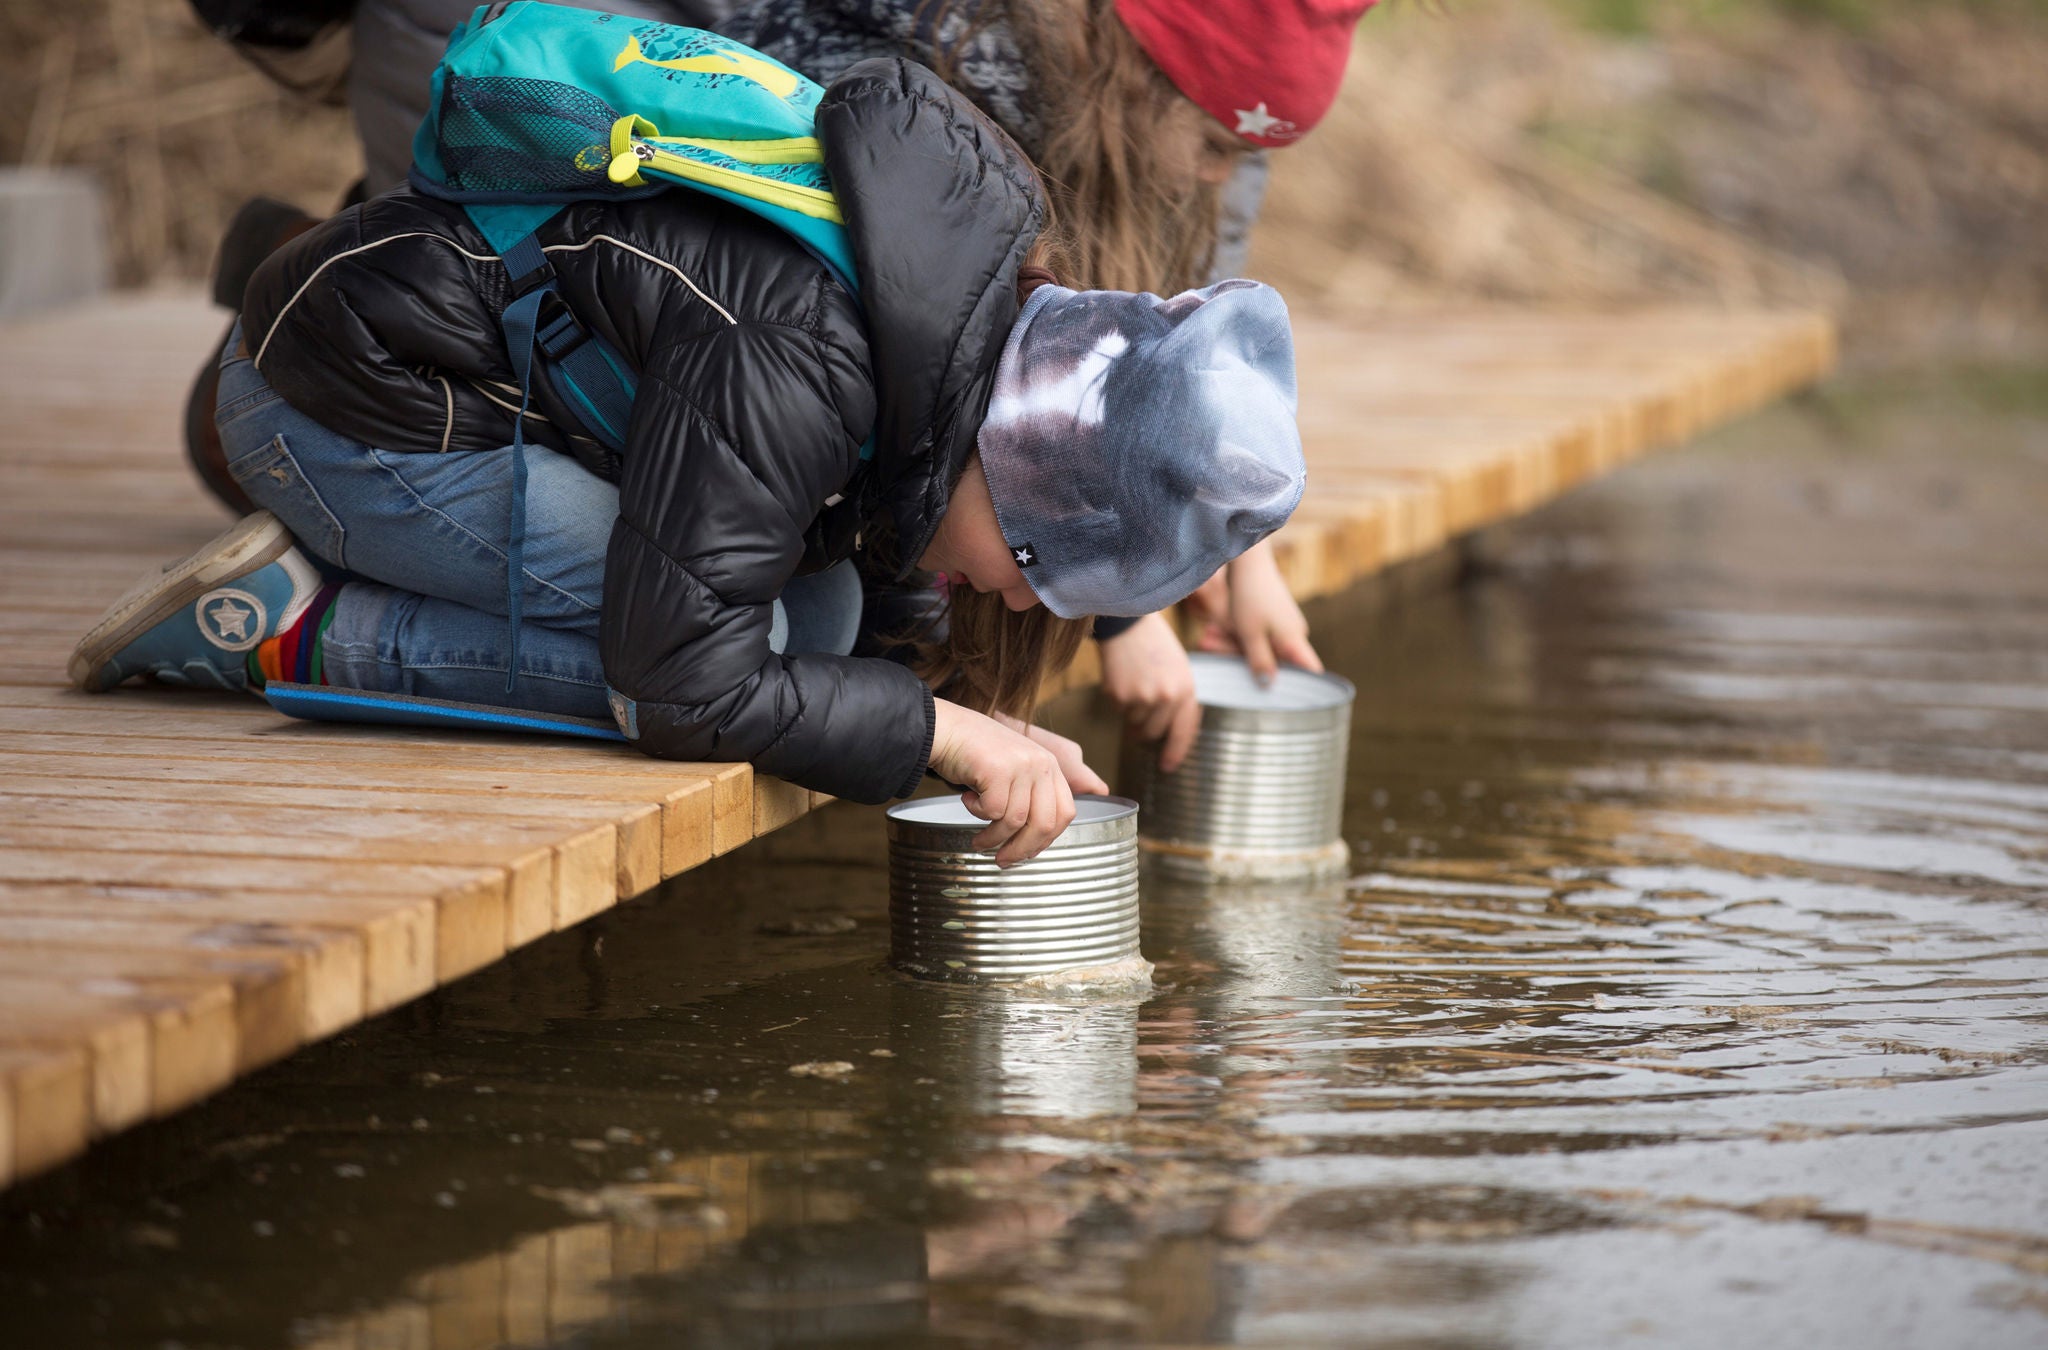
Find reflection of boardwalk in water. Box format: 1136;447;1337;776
0;292;1832;1186
297;1144;922;1350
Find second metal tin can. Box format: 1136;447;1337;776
887;794;1142;984
1120;653;1356;882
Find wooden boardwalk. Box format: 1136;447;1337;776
0;291;1834;1186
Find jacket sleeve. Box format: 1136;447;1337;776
244;203;542;459
599;288;936;804
1092;615;1142;643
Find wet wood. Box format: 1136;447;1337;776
0;291;1833;1187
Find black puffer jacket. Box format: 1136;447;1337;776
241;58;1043;802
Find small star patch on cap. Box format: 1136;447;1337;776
1010;543;1039;568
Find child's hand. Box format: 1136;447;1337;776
931;700;1077;866
991;711;1110;797
1192;539;1322;683
1100;611;1202;773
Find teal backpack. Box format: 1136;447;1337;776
404;1;864;689
413;0;858;455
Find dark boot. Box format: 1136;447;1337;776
185;197;322;516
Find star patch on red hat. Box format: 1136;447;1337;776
1113;0;1378;148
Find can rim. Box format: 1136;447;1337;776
1187;651;1355;713
887;792;1139;849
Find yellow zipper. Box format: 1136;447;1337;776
605;115;843;224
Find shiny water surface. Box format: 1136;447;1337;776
4;375;2046;1347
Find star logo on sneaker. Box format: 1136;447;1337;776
1011;544;1038;568
195;587;267;652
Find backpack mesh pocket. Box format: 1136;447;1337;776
438;76;623;195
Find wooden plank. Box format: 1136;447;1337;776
0;882;435;1017
0;947;298;1077
0;771;664;910
0;912;363;1042
0;974;233;1126
0;850;508;984
0;813;595;951
0;747;716;884
0;1045;92;1185
752;775;813;837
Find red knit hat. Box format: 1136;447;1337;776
1113;0;1377;147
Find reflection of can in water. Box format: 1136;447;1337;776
971;997;1142;1120
887;794;1141;983
1120;653;1355;882
883;976;1144;1123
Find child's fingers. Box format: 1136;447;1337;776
1273;631;1324;674
1193;624;1240;655
968;778;1021;853
996;767;1071;867
993;778;1046;866
1032;725;1108;796
1159;694;1203;773
1241;625;1279;684
973;798;1025;855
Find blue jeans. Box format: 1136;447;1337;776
215;325;862;717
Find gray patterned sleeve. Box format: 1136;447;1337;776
1209;151;1270;282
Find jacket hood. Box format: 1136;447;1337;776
816;57;1045;573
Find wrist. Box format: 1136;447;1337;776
930;698;963;760
1230;538;1271;576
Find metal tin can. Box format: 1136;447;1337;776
1120;653;1355;882
887;794;1142;983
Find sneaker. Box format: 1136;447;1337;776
69;511;323;693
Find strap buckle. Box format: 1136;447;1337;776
501;233;556;299
534;293;590;361
506;255;554;299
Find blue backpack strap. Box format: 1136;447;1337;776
497;232;549;693
494;228;645;693
499;232;639;455
538;310;638;451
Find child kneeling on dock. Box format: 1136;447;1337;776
68;60;1304;866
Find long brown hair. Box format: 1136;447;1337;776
918;587;1090;721
925;0;1242;294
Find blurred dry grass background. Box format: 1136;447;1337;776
2;0;2044;364
1252;1;2048;366
0;0;359;288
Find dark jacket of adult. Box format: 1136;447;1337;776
240;59;1042;803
